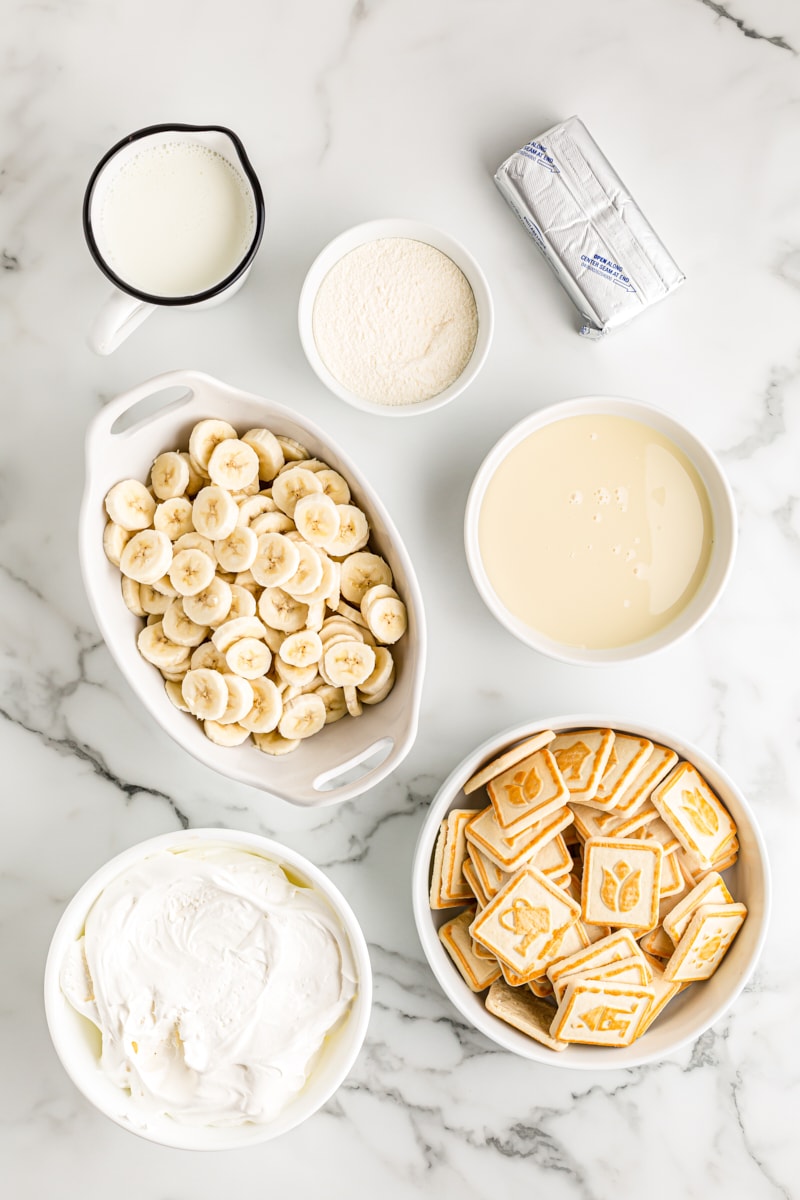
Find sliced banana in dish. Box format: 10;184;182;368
278;692;326;740
120;530;173;584
105;479;157;531
181;667;229;720
207;438;260;491
189;419;238;471
150;450;190;500
104;414;410;757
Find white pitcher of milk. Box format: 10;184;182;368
84;124;265;354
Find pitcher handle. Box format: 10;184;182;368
88;290;156;355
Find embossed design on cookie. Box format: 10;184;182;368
696;931;733;964
601;743;619;777
600;861;641;913
554;741;590;780
681;788;719;836
580;1005;635;1035
499;898;550;954
504;765;542;806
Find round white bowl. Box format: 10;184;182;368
79;369;426;807
412;716;770;1070
44;828;372;1149
298;218;494;417
464;396;737;665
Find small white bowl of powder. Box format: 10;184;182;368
298;219;494;416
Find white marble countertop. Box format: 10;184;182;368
2;0;799;1195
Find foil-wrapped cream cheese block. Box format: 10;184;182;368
494;117;685;337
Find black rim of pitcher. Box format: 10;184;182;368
83;122;266;306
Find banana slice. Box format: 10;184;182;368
169;548;216;596
239;676;283;733
360;668;396;704
279;630;323;668
236;494;278;526
323;505;370;556
272;467;323;518
305;601;326;632
225;637;272;679
207;438;260;490
288;552;337;606
250;511;295;535
217;673;255;724
315;684;348;724
153;497;194;541
273;657;319;687
150;573;179;597
340;552;393;605
151;451;190;500
165;678;191;712
323;640;375;687
366;596;407;644
139;583;171;615
212;616;267;653
203;720;250;746
138;622;192;670
251;532;300;588
181;667;228;719
121;576;146;617
275;435;309;463
181;452;208;496
183;576;233;627
234;569;259;594
253;729;300;756
361;584;399;619
192;486;238;540
358;646;395;695
316;469;351;505
278;692;326;740
105;479;157;531
119;530;173;584
260;626;284;655
278;457;329;475
215;525;257;572
191;641;228;671
344;685;362;718
293;492;340;547
320;617;365;645
257;587;309;633
103;521;131;566
189;419;238;471
283;542;324;597
173;531;214;556
335;600;369;628
227;584;257;621
230;478;261;498
161;660;190;681
162;598;209;647
242;428;285;481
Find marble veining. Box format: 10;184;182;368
1;0;799;1195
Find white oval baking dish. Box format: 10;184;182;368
79;369;426;806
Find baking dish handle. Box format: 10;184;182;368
312;737;395;795
85;369;216;462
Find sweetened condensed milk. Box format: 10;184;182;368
478;414;713;648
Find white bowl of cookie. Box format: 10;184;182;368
411;716;770;1069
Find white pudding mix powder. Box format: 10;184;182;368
311;237;479;406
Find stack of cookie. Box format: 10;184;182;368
430;727;747;1052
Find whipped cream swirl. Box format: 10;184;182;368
60;846;357;1127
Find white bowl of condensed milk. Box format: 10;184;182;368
465;397;736;664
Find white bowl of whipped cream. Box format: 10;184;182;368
298;218;494;416
44;829;371;1149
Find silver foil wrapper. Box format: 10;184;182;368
494;117;685;338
